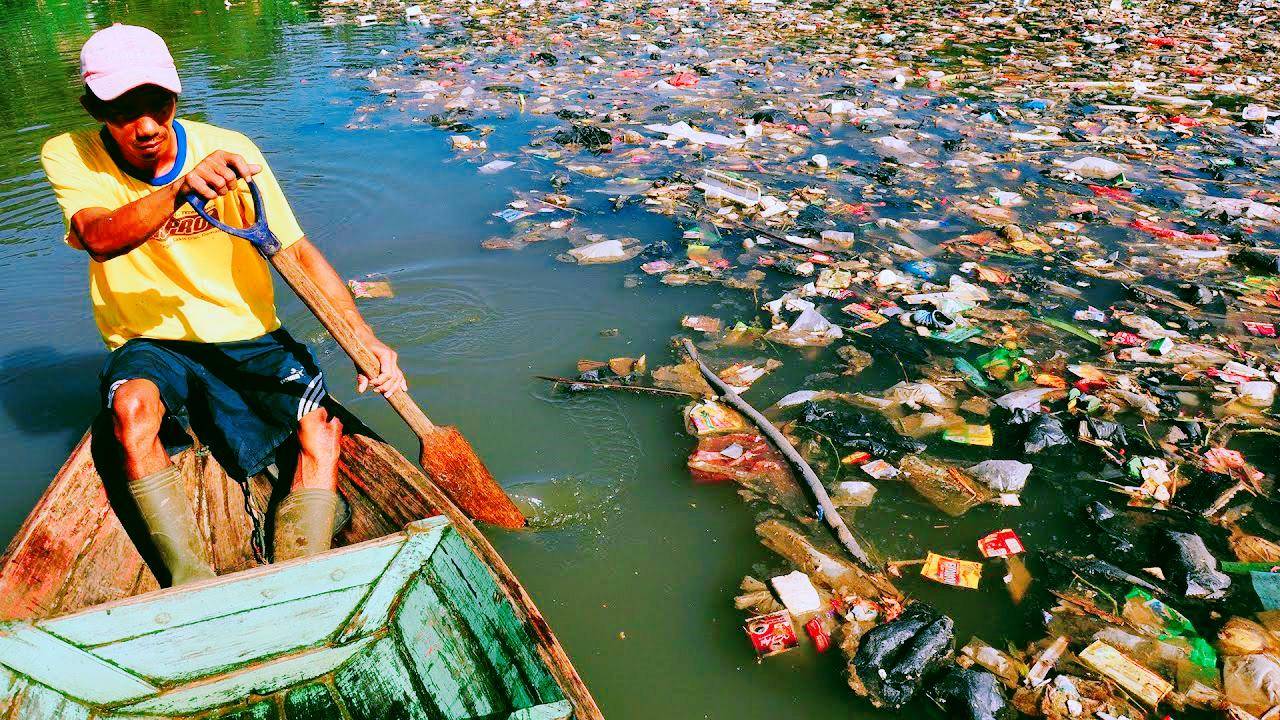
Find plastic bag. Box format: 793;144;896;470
851;602;955;710
831;481;877;508
959;637;1020;688
1060;156;1126;180
799;402;925;458
896;412;966;439
568;239;628;264
900;456;992;516
885;381;956;411
1157;530;1231;601
1218;618;1280;657
1224;654;1280;716
1024;415;1070;454
968;460;1032;493
927;666;1014;720
683;400;751;436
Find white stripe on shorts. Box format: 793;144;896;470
296;373;326;420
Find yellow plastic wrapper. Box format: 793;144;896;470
942;424;994;446
1078;640;1172;707
920;552;982;589
683;400;751;436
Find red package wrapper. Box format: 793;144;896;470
978;528;1025;558
1110;332;1143;347
745;610;798;658
1131;218;1219;243
841;450;872;466
879;597;904;621
667;71;700;88
1089;184;1133;200
1243;321;1278;338
804;618;831;653
688;434;790;486
1074;378;1110;394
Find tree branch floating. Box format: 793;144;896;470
535;375;700;397
679;337;875;571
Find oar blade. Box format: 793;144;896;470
418;425;526;529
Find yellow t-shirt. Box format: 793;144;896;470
41;119;305;350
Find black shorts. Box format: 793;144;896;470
100;329;328;480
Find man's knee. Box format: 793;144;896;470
110;379;165;446
298;407;342;458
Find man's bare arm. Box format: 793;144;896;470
70;184;184;261
282;237;408;397
69;150;260;262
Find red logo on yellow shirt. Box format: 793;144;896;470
161;206;220;237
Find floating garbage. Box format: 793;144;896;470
920;553;983;590
745;610;798;659
386;0;1280;710
347;278;393;299
851;602;955;710
977;530;1025;559
927;666;1014;720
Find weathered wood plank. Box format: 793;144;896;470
282;682;342;720
333;637;432;720
203;457;259;575
113;636;376;715
335;473;398;550
338;517;448;643
507;701;574;720
5;679;90;720
339;435;439;527
341;434;602;718
393;574;506;720
93;586;368;683
425;559;535;709
429;534;562;705
0;623;155;704
43;540;401;647
47;510;150;620
0;665;27;716
186;446;217;574
0;435;115;621
128;563;159;599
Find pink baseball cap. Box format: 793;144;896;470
81;24;182;101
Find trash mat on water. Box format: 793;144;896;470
448;0;1280;708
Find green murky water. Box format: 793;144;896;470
0;1;1088;717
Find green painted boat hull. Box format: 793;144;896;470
0;517;572;720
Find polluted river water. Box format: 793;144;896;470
1;0;1280;717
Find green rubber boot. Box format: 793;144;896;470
129;465;216;586
273;488;340;562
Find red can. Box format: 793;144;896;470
804;618;831;653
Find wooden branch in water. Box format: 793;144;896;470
535;375;698;398
679;338;875;571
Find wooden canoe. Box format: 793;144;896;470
0;417;602;719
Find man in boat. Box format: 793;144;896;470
40;24;407;585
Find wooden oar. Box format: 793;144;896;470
186;181;526;529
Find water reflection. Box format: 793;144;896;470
0;345;101;439
0;0;345;247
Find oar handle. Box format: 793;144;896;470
184;180;281;256
184;184;437;437
268;251;438;437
